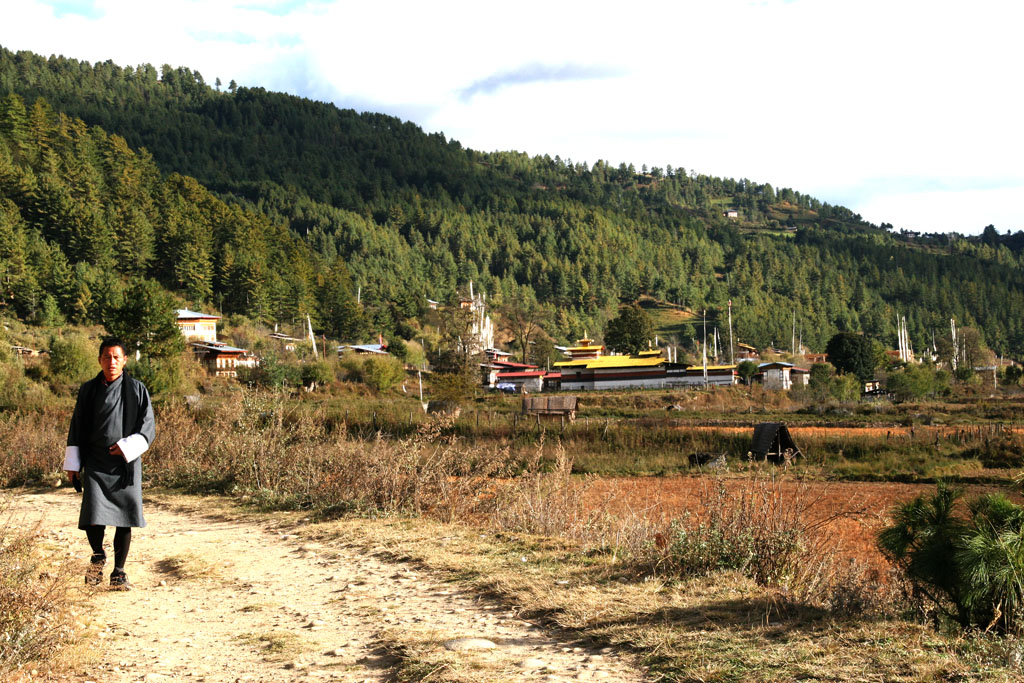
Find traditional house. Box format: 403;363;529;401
494;370;546;393
735;342;760;360
269;332;301;351
189;341;248;378
338;343;389;356
756;361;810;390
176;309;220;343
482;359;538;387
723;209;739;219
9;345;41;357
484;348;512;361
553;337;739;391
562;336;604;361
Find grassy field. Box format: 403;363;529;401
4;381;1024;680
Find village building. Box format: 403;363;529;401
723;209;739;219
735;342;760;360
755;361;810;390
338;343;389;356
9;344;41;357
494;370;546;393
176;309;220;343
268;332;301;351
176;308;257;376
555;342;738;390
189;341;249;378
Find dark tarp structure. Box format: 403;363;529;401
749;423;802;463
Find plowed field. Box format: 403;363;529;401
585;476;1010;576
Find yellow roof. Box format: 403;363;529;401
686;364;737;371
566;345;604;352
555;356;666;369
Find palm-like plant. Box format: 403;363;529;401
958;495;1024;633
879;484;1024;633
877;483;970;626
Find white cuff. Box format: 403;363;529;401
117;434;150;463
63;446;81;472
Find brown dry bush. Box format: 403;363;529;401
0;498;81;678
646;474;890;610
0;408;67;487
149;393;522;520
150;391;889;614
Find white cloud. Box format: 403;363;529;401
2;0;1021;232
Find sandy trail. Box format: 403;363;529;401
9;488;645;682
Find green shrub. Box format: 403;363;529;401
239;350;301;389
362;355;406;391
829;373;861;402
301;359;334;388
127;352;190;397
47;334;95;386
337;352;364;382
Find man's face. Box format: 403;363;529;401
99;345;128;382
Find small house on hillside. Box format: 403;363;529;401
338;343;389;356
190;341;249;378
735;342;760;360
177;309;220;343
269;332;301;351
756;361;809;390
723;209;739;219
495;370;546;393
9;345;41;357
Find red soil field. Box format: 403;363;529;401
584;476;1012;577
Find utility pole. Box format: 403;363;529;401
702;309;708;388
727;299;734;365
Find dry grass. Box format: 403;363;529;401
296;512;1021;682
4;385;1024;679
234;630;307;661
155;552;221;581
0;408;67;487
379;628;509;683
0;497;84;679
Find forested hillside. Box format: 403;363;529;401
0;94;363;341
2;45;1023;356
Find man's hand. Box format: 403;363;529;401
109;442;126;459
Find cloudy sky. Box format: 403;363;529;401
3;0;1021;235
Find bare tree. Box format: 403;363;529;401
498;301;548;365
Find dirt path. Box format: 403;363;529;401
9;488;645;683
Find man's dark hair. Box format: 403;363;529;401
99;337;128;357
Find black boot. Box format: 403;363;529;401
85;553;105;586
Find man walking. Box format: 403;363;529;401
63;337;155;590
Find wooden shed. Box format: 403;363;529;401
749;423;802;464
522;395;578;420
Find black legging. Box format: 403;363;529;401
85;526;132;570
